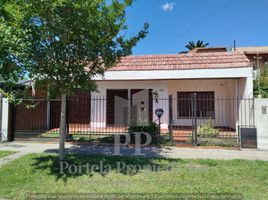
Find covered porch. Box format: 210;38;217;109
90;77;253;132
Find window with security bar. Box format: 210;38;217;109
177;92;215;118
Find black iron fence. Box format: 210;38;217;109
12;95;255;147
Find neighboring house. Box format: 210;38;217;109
234;46;268;72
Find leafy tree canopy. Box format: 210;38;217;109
1;0;149;96
254;64;268;98
0;1;28;96
1;0;149;160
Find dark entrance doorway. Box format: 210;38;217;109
106;89;153;126
106;89;128;126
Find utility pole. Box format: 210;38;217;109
233;40;236;51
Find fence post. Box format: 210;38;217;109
8;102;15;141
65;97;71;141
168;95;173;142
46;99;51;130
191;93;197;146
252;98;255;127
0;96;2;140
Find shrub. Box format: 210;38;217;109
128;122;159;144
197;119;219;138
253;64;268;98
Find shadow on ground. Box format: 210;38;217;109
32;143;175;182
31;149;176;183
44;143;172;158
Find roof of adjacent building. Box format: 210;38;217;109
109;51;251;71
190;47;227;53
234;46;268;54
0;79;32;89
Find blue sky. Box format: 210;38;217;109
125;0;268;55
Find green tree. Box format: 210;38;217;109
185;40;209;50
0;2;27;99
254;65;268;98
3;0;148;160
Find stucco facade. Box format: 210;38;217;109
90;66;254;130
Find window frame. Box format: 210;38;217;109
177;91;215;119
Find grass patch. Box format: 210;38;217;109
0;151;17;159
0;153;267;199
197;137;239;147
40;132;60;138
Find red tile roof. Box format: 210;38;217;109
109;52;251;71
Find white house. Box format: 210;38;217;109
90;49;253;132
2;48;255;143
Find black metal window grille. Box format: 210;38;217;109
177;92;215;118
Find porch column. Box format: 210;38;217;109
127;89;131;124
235;79;239;133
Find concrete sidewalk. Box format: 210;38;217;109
0;142;268;163
0;152;29;168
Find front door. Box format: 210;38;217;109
131;89;153;126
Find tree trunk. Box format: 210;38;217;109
59;93;67;161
